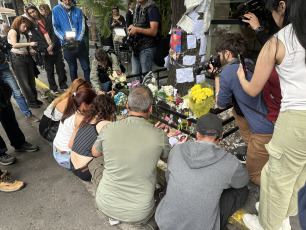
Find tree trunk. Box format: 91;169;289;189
168;0;199;96
14;0;25;16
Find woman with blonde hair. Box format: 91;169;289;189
39;78;91;140
8;16;41;108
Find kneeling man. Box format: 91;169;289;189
155;114;249;230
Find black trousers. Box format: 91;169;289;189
220;186;249;229
43;51;68;91
0;101;25;154
11;54;38;105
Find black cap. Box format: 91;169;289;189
196;114;223;136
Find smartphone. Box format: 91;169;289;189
238;54;247;76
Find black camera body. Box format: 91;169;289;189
0;39;12;64
64;39;77;51
119;29;140;56
238;0;266;28
195;54;221;75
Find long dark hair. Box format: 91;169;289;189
79;95;117;128
61;88;96;123
39;4;52;17
266;0;306;61
25;5;46;28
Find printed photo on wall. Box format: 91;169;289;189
169;29;182;67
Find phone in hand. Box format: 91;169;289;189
238;54;247;76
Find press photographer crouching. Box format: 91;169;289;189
127;0;160;81
213;33;274;186
90;48;121;94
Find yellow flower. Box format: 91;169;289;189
167;97;174;102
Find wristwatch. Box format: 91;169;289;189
254;26;264;35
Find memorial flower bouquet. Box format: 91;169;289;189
188;83;215;118
108;70;127;88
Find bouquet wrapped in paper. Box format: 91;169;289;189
189;83;215;118
108;70;127;88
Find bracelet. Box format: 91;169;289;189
255;26;264;35
216;92;219;97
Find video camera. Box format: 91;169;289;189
64;31;77;51
194;54;221;77
0;39;12;64
237;0;266;28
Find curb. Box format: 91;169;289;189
35;78;58;102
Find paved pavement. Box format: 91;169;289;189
0;48;302;230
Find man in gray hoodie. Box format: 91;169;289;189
155;114;249;230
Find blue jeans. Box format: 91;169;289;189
63;42;91;84
131;47;155;82
99;80;112;93
53;145;71;169
0;67;31;117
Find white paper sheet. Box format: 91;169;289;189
176;68;194;83
199;35;207;55
169;137;179;147
164;55;170;70
192;19;204;38
177;15;194;33
185;0;199;12
114;28;126;36
183;55;196;66
195;0;206;12
187;35;197;49
188;11;199;20
196;74;206;83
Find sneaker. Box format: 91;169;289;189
28;103;40;109
236;153;247;164
254;202;290;230
15;142;39;152
36;100;43;105
0;153;16;165
26;114;40;123
0;174;25;192
242;214;264;230
40;94;48;99
52;90;60;94
109;218;121;226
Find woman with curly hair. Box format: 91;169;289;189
68;95;117;181
8;16;41;108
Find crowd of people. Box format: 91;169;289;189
0;0;306;229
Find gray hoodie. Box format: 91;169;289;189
155;141;249;230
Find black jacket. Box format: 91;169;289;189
0;75;12;112
29;15;61;53
126;9;133;28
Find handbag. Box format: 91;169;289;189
39;108;60;142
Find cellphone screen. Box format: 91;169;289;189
238;54;247;76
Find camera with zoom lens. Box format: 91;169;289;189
119;29;140;56
64;31;77;51
0;39;12;64
237;0;266;28
195;54;221;76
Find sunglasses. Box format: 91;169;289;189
112;5;119;10
24;3;36;10
76;81;86;91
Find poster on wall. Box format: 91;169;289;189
169;29;182;67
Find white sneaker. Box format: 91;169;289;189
109;218;121;226
282;218;291;230
254;202;291;230
242;214;264;230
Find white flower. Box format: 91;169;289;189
161;85;174;97
148;84;158;95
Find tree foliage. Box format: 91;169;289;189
80;0;126;37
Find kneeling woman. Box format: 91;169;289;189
69;95;116;181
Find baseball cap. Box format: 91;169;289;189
196;113;223;136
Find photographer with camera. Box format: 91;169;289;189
7;16;43;109
25;4;68;94
127;0;160;81
52;0;90;84
212;33;274;186
90;48;121;94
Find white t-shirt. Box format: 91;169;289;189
275;24;306;112
44;102;63;121
53;113;76;151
